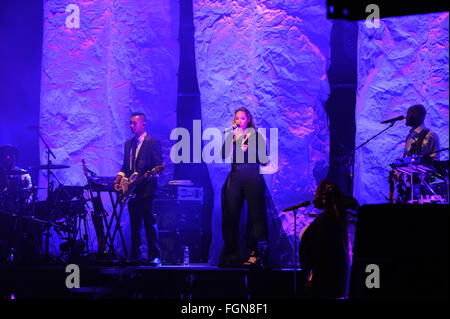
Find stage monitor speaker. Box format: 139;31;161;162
154;188;209;263
158;231;203;265
154;199;203;232
350;203;448;299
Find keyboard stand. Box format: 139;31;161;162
98;190;128;259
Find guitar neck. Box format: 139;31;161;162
130;171;155;187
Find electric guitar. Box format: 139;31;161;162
118;165;164;205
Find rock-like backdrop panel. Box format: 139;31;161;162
193;0;331;266
40;0;179;255
355;13;449;205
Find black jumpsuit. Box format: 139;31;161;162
219;131;269;267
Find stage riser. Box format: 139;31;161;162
0;266;306;299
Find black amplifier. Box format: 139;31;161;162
154;183;203;202
153;198;203;232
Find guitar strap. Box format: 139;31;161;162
407;128;429;157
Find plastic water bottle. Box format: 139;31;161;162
183;246;190;266
9;248;14;263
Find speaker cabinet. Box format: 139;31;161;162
154;198;207;264
154;199;203;232
350;203;448;299
158;231;204;265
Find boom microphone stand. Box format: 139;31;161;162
293;207;298;298
282;200;310;298
346;122;396;197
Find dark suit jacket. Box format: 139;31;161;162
120;134;162;198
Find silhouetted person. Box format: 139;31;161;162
0;145;35;263
0;145;32;208
299;180;350;298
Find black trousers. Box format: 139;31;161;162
220;165;267;266
128;195;159;260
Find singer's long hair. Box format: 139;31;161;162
313;180;346;218
233;107;256;130
313;180;348;244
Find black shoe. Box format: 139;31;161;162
243;251;262;268
149;257;161;267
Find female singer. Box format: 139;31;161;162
219;107;269;268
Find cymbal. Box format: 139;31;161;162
31;164;70;170
5;169;29;175
22;216;48;224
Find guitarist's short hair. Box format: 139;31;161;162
408;104;426;123
131;112;146;121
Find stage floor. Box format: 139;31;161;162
0;263;307;299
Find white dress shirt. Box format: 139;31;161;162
118;132;147;177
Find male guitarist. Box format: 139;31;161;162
113;112;163;265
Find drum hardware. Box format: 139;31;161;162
4;169;29;175
1;136;75;264
29;165;82;262
30;164;70;170
390;150;449;204
58;238;86;263
29;127;60;262
48;185;89;262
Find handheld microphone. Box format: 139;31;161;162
282;200;311;212
224;123;240;133
380;115;404;124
